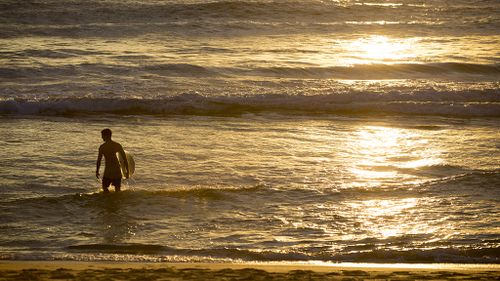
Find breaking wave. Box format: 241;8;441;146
1;62;499;79
1;90;499;117
65;243;499;263
1;243;496;263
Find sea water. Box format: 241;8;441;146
0;0;499;263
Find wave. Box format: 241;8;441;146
1;0;496;26
7;169;497;207
3;247;499;264
3;21;491;39
363;164;473;179
334;248;500;263
62;243;500;263
7;185;265;206
2;62;499;79
242;63;500;79
1;91;499;117
1;0;498;37
424;170;500;194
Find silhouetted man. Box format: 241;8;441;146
96;128;129;192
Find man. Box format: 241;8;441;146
96;128;129;192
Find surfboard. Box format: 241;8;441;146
117;150;135;179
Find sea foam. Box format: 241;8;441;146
1;91;499;117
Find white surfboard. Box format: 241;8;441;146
117;150;135;179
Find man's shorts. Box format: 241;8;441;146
102;177;121;190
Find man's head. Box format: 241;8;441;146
101;128;112;141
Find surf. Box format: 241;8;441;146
2;91;499;117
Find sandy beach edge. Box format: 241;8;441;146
0;260;499;272
1;261;499;280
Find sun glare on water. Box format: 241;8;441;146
345;198;423;238
345;35;416;64
347;125;443;188
335;125;447;241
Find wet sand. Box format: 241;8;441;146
0;261;499;280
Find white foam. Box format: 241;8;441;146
1;92;499;117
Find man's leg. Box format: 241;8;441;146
113;178;121;192
102;177;111;193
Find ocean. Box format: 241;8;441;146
0;0;499;264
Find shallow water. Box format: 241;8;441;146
0;115;498;262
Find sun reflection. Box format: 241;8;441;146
347;125;443;189
345;35;415;63
345;198;424;239
359;198;417;217
349;168;397;179
397;158;441;169
349;126;406;185
356;126;403;153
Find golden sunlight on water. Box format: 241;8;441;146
337;125;451;241
344;198;422;239
343;35;416;64
347;126;442;188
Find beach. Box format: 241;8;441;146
1;261;499;281
1;0;499;276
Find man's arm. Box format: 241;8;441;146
118;146;129;179
96;148;103;179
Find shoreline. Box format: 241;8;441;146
1;260;500;271
1;261;499;280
